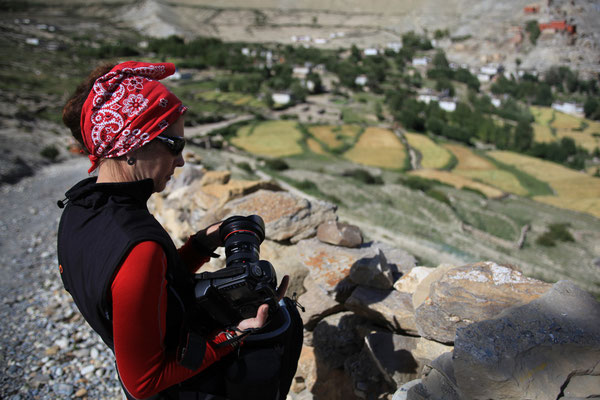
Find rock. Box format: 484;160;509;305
392;379;422;400
294;343;361;400
407;356;461;400
219;190;336;243
166;162;205;193
293;345;318;393
297;275;345;330
349;250;394;290
412;264;457;310
414;262;551;343
364;332;453;388
261;240;309;297
201;179;280;207
345;286;418;335
74;388;88;397
53;383;74;396
312;312;371;370
297;238;414;300
317;220;363;248
562;375;600;398
199;170;230;186
394;267;435;294
452;280;600;400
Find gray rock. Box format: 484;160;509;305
312;311;369;369
349;250;394;290
317;220;363;248
392;379;422;400
563;375;600;398
414;261;551;344
298;276;345;331
345;286;418;335
364;332;453;388
453;280;600;400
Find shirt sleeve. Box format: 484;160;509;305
111;241;233;399
178;237;211;273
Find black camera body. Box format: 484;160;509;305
193;215;279;328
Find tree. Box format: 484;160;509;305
513;120;534;151
525;20;540;44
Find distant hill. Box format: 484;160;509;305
113;0;600;78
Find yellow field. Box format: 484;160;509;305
532;123;555;143
404;132;453;169
232;120;304;157
444;143;529;196
408;169;505;198
531;106;554;126
308;124;360;149
306;137;326;155
488;150;600;218
530;106;600;153
343;127;406;169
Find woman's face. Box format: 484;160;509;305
134;116;185;192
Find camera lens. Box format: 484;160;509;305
219;215;266;267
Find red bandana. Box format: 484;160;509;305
80;61;187;173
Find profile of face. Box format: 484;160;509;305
132;116;186;192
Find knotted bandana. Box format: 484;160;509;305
80;61;187;173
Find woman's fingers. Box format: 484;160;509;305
276;275;289;301
237;304;269;331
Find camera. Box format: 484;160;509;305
193;215;279;328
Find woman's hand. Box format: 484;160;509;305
192;221;222;255
236;275;290;331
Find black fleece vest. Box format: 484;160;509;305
57;178;194;352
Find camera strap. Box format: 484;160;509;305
215;327;259;348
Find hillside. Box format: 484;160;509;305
116;0;600;78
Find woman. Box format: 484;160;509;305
57;61;302;400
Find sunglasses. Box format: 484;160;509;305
155;134;186;155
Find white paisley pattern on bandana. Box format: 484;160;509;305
122;94;149;117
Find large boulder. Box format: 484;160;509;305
365;332;453;388
297;238;416;301
204;190;337;243
414;262;552;344
345;286;418;335
452;280;600;400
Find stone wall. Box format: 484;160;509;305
151;164;600;400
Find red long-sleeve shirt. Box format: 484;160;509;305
111;239;232;399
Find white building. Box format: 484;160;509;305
314;38;328;45
491;97;502;108
552;102;584;117
412;57;429;66
439;100;457;112
386;42;403;52
355;75;368;86
417;94;439;104
364;48;379;56
477;73;491;82
272;93;291;105
293;66;310;78
481;65;499;75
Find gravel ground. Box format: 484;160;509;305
0;157;124;400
